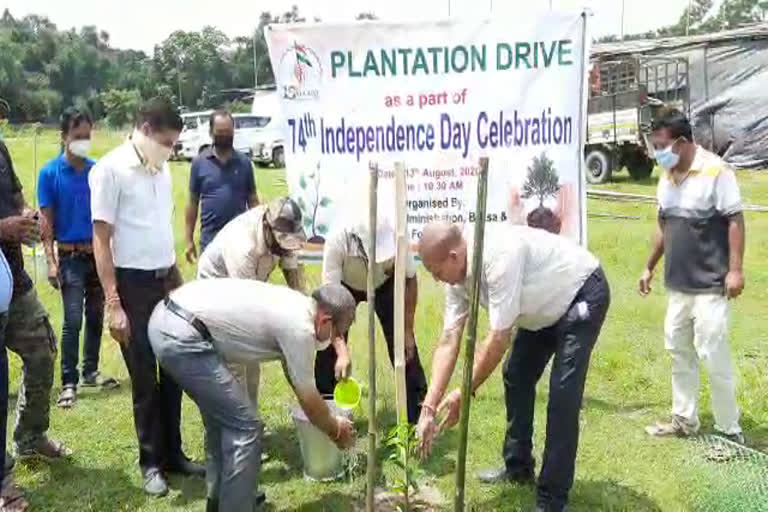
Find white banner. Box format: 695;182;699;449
266;13;590;257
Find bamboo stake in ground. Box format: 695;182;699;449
366;162;379;512
393;162;409;424
454;157;490;512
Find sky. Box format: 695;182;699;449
2;0;704;54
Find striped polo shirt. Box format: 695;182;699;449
657;146;742;294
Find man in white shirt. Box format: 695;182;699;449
321;217;427;424
90;97;203;497
197;196;306;412
416;222;610;512
148;281;357;512
639;108;745;443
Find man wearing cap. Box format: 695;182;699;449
148;280;358;512
196;196;306;411
320;217;428;424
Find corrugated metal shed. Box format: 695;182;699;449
591;23;768;168
593;23;768;56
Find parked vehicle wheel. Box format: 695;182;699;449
585;149;612;184
273;146;285;168
626;150;655;181
198;144;210;155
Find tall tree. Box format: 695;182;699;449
0;6;311;122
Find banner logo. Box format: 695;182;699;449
279;41;322;101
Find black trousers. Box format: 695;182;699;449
116;268;184;474
314;277;428;424
502;267;610;510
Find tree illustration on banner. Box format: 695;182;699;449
521;152;562;234
296;162;331;244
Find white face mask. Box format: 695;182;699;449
654;138;681;170
132;129;172;174
68;139;91;158
316;324;334;352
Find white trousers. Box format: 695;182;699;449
226;363;261;419
664;291;741;435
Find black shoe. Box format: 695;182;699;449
476;465;535;485
143;469;169;497
533;505;568;512
206;492;266;512
254;491;266;510
166;456;206;478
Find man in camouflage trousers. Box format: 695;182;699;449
0;138;71;467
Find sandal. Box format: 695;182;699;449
82;372;120;390
56;385;77;409
0;483;29;512
17;437;73;459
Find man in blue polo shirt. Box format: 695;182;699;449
39;108;118;409
185;110;258;263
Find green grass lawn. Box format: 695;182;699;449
4;130;768;511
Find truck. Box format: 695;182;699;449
249;89;285;168
585;55;690;183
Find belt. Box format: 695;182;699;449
57;242;93;254
163;297;212;341
116;267;173;280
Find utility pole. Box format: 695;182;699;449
177;61;183;107
253;30;259;88
686;0;693;36
620;0;626;40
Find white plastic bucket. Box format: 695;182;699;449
291;400;351;482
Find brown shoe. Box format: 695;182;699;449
17;437;73;459
645;416;698;438
0;483;29;511
81;372;120;390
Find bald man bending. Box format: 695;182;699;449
416;222;610;512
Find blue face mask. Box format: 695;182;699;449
654;141;680;170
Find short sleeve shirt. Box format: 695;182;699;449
321;227;417;292
0;140;32;300
89;141;175;270
443;224;599;332
657;146;742;293
196;205;298;280
170;279;318;391
190;149;256;249
37;154;96;243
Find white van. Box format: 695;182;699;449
175;110;212;160
249;91;285;167
175;111;276;162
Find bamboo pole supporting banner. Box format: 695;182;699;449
32;126;39;286
576;11;590;246
393;162;409;424
365;162;379;512
454;157;490;512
